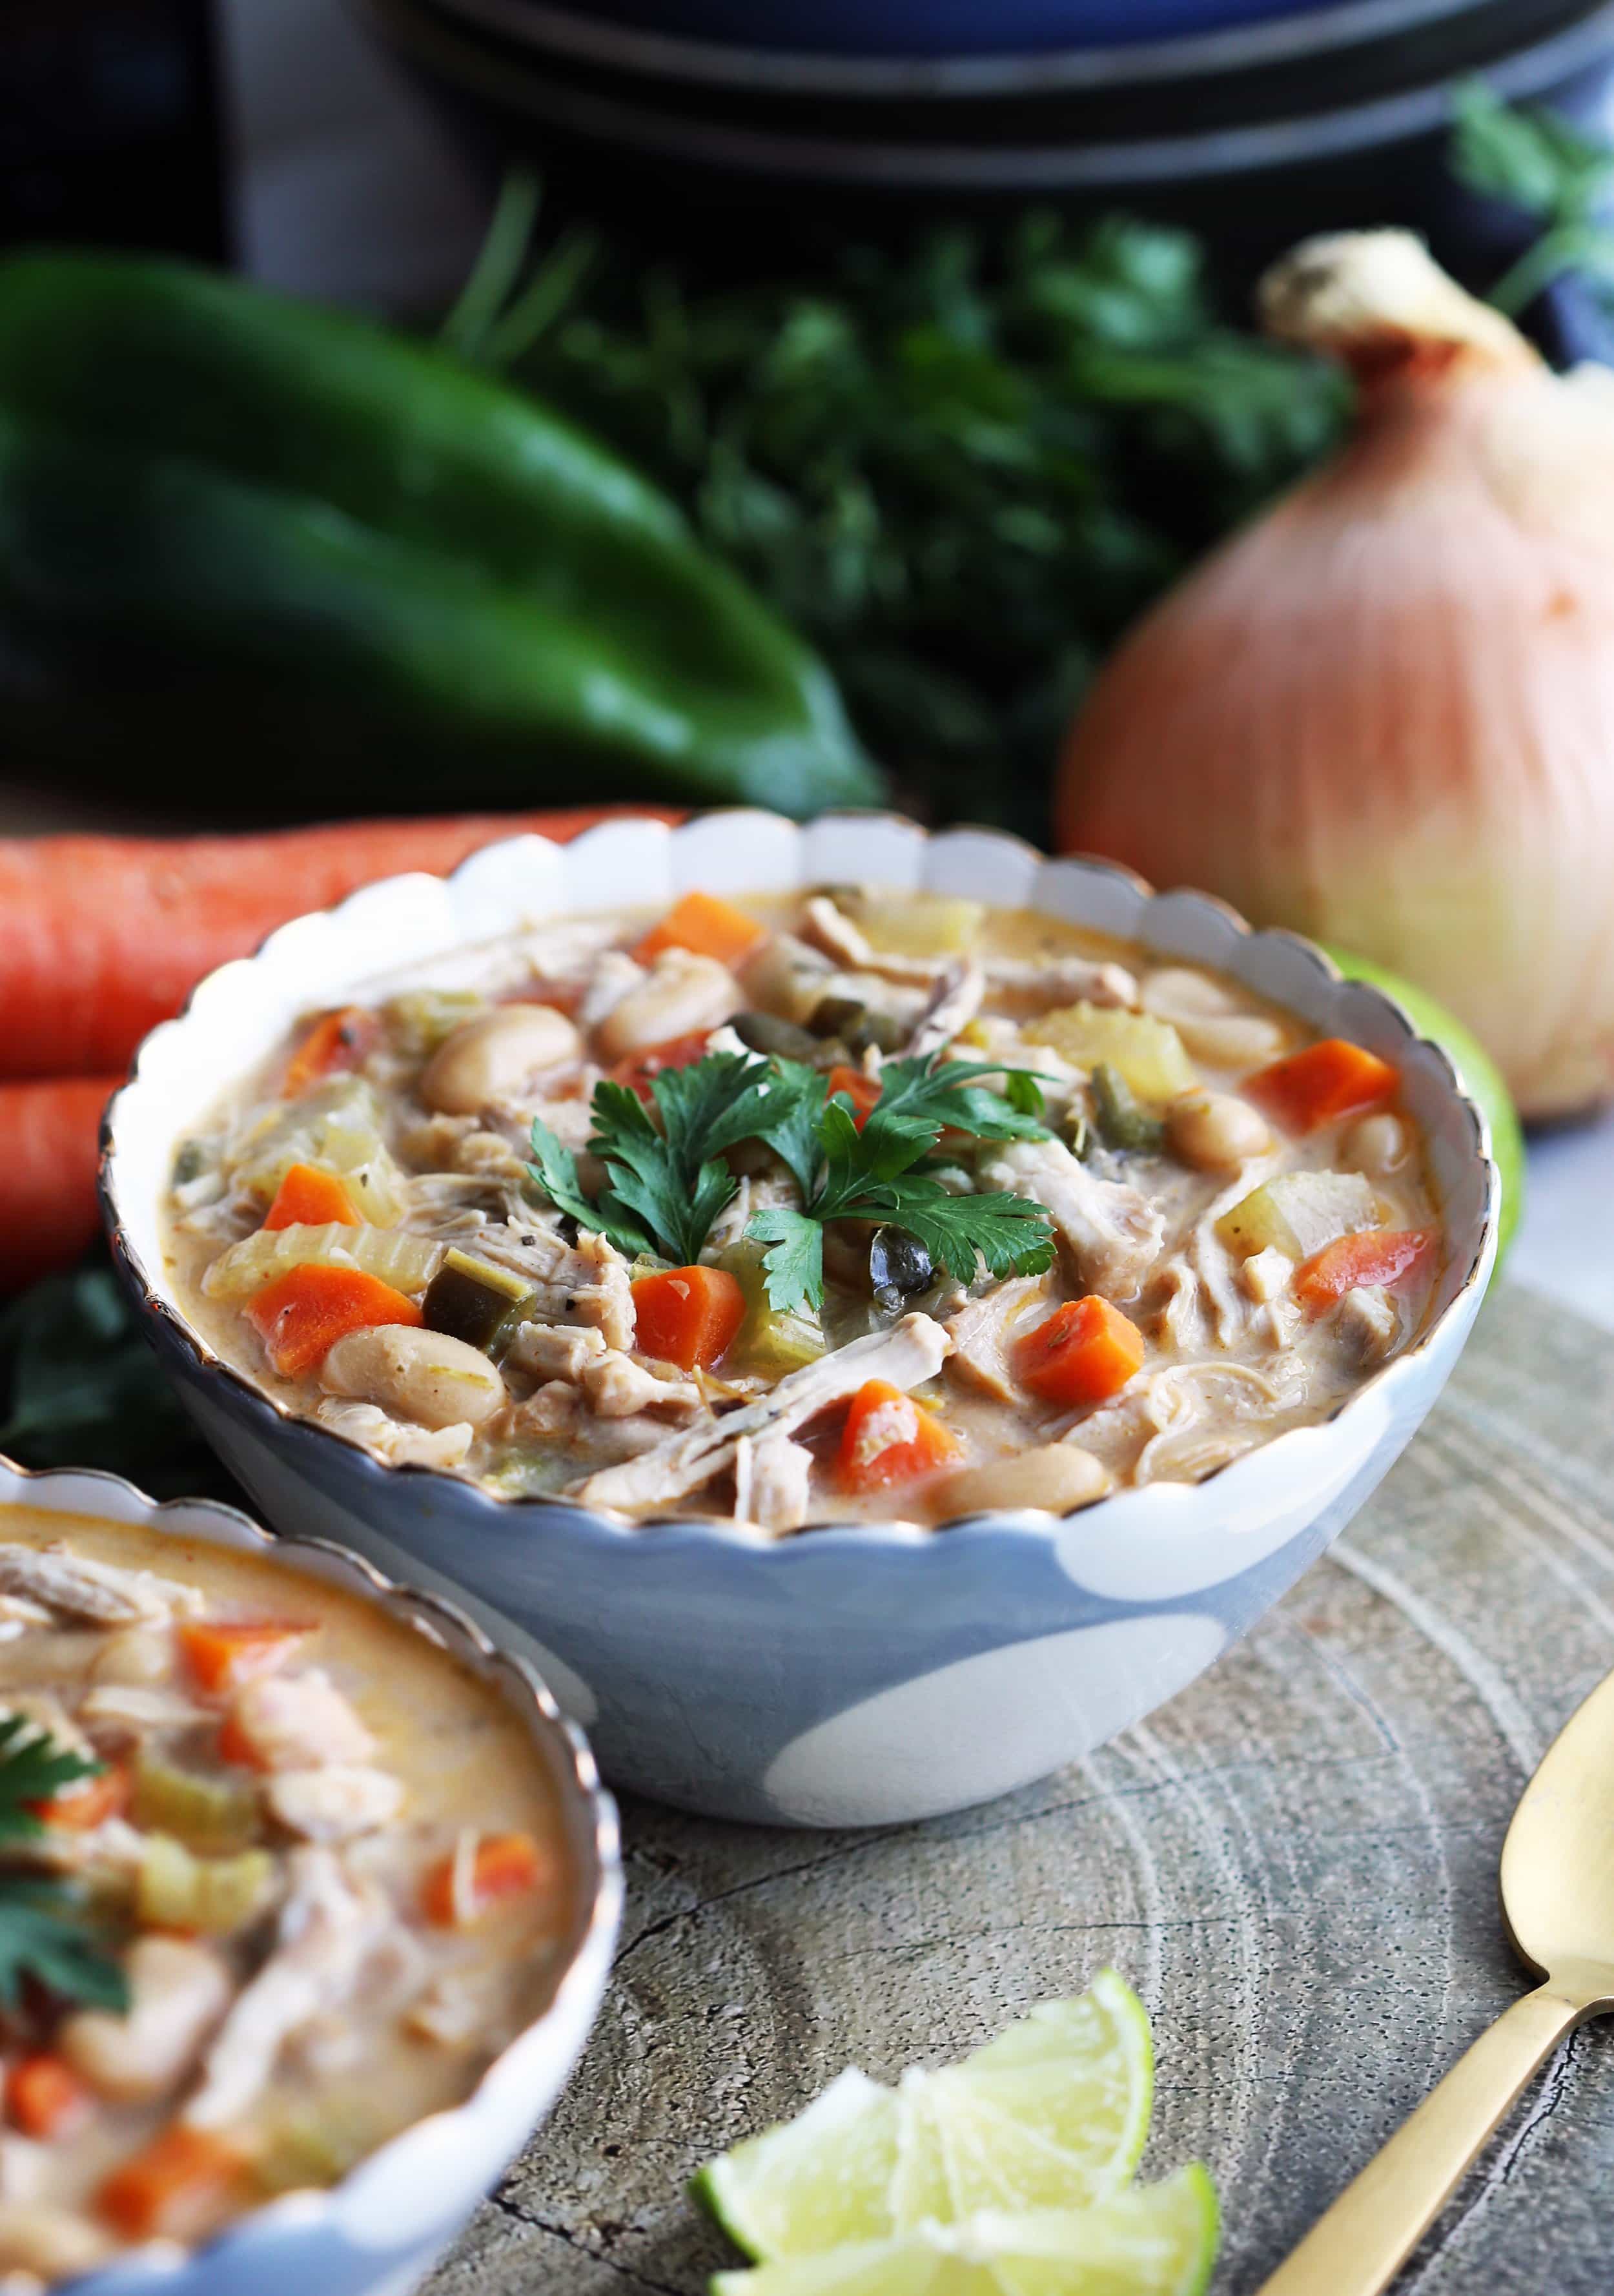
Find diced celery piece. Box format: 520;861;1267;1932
201;1222;442;1302
858;896;984;958
383;990;484;1060
131;1752;258;1851
719;1242;826;1378
255;2104;377;2194
136;1836;276;1934
233;1078;388;1203
1218;1170;1380;1260
1025;1004;1196;1103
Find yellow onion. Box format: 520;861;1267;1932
1056;229;1614;1120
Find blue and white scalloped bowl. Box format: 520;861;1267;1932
0;1456;621;2296
99;814;1498;1829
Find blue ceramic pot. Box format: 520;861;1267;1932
569;0;1329;57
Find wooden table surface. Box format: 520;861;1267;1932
423;1280;1614;2296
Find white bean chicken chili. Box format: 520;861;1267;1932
0;1508;572;2281
161;887;1444;1532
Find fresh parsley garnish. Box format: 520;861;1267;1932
746;1055;1057;1313
0;1714;128;2011
526;1048;1057;1318
528;1050;808;1264
0;1712;99;1837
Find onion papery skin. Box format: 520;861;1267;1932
1056;299;1614;1122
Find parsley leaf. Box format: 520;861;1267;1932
527;1116;652;1258
0;1711;100;1840
1453;80;1614;316
527;1051;813;1266
747;1050;1058;1313
0;1878;128;2012
746;1205;830;1315
0;1718;128;2012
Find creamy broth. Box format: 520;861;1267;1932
0;1508;572;2281
161;887;1444;1530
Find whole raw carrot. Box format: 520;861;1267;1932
0;805;680;1079
0;1076;116;1291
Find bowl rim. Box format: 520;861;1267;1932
418;0;1541;99
99;806;1499;1558
357;0;1614;187
0;1454;624;2295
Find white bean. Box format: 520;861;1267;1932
420;1003;580;1114
61;1934;230;2104
936;1444;1110;1517
1141;967;1288;1068
320;1325;504;1430
593;952;742;1060
1343;1111;1409;1178
1166;1091;1272;1173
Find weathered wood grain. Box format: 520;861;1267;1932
427;1282;1614;2296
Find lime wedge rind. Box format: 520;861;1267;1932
694;2068;900;2260
709;2165;1220;2296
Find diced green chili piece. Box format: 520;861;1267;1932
1091;1064;1165;1154
422;1248;537;1357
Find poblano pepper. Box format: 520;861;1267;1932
0;252;880;816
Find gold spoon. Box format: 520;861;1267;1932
1256;1663;1614;2295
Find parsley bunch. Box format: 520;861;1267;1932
0;1714;128;2011
526;1049;1057;1317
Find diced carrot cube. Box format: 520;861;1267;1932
421;1832;551;1928
281;1007;380;1097
632;893;768;970
30;1760;129;1832
1294;1226;1439;1317
245;1264;422;1378
608;1030;717;1101
837;1379;963;1493
262;1163;359;1232
1015;1297;1145;1407
178;1619;314;1697
1246;1038;1398;1133
97;2127;247;2244
826;1065;881;1131
631;1266;746;1371
7;2055;88;2140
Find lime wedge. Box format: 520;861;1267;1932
695;1973;1153;2262
710;2166;1219;2296
695;2071;902;2259
1322;943;1524;1266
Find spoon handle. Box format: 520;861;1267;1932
1254;1984;1583;2296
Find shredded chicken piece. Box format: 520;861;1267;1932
707;1169;798;1256
184;1847;390;2131
1132;1360;1298;1484
577;949;647;1031
0;1598;50;1645
62;1936;230;2104
509;1322;608;1382
503;1381;581;1439
226;1670;376;1772
943;1274;1052;1404
490;1229;637;1352
0;2140;46;2206
398;1114;527;1180
264;1766;405;1843
1338;1284;1400;1362
985;955;1139;1012
571;1312;953;1512
315;1399;475;1471
77;1685;210;1734
1240;1247;1292;1305
799;896;940;985
741;1430;815;1535
405;1963;509;2048
582;1355;703;1419
979;1140;1165;1298
0;1546;203;1626
902;959;986;1060
1154;1258;1208;1354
